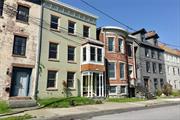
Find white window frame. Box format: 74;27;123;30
109;85;117;95
118;37;124;54
46;70;58;90
108;61;116;80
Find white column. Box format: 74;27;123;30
101;73;104;97
99;74;101;97
91;73;93;97
81;73;83;97
88;72;90;97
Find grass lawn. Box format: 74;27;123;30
0;101;10;114
37;97;97;108
0;114;33;120
107;98;145;103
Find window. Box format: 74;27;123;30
146;61;150;73
83;26;89;37
173;67;175;75
128;65;133;78
68;46;75;61
160;79;164;88
159;64;163;74
67;72;75;88
120;63;125;80
154;79;158;90
178;68;180;75
49;43;58;59
109;86;116;93
83;47;86;61
145;48;150;57
90;47;96;61
151;50;156;58
97;48;102;62
152;63;157;73
108;62;115;79
13;36;27;56
126;42;132;57
118;38;124;53
167;66;170;74
157;51;161;60
50;15;59;29
16;5;29;22
47;71;57;88
0;0;4;16
120;86;126;94
68;21;75;34
108;37;114;52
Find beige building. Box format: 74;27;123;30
0;0;41;100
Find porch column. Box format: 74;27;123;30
81;74;83;97
101;73;104;97
88;72;90;97
99;74;101;97
91;72;93;97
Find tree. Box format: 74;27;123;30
162;83;172;96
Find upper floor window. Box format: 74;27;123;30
128;65;133;78
108;37;114;52
68;21;76;34
50;15;59;30
160;79;164;88
152;62;157;73
126;42;132;57
97;48;102;62
16;5;29;22
67;72;75;88
13;35;27;56
108;62;115;79
90;47;96;61
154;78;158;90
173;67;175;75
146;61;150;73
68;46;75;62
83;47;86;61
145;48;150;57
83;25;89;37
120;63;125;80
49;42;58;59
151;50;156;58
118;38;124;53
0;0;4;16
178;68;180;76
159;64;163;74
157;51;162;60
47;70;57;89
167;66;170;74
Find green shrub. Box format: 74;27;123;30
172;90;180;97
162;83;172;96
156;89;162;96
95;100;103;104
0;101;10;114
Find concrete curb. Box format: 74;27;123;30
49;102;180;120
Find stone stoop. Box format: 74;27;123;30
8;99;37;108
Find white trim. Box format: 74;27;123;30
108;61;116;80
119;62;125;80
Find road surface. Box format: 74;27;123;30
88;105;180;120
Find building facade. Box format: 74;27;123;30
97;26;137;97
132;29;166;96
0;0;41;100
159;44;180;90
37;0;105;98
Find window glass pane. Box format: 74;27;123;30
68;21;75;34
153;63;157;73
0;0;4;16
120;86;126;93
118;38;124;53
47;71;57;88
154;79;158;90
97;48;102;62
16;5;29;22
128;65;133;78
90;47;96;61
120;63;125;79
67;72;75;88
83;47;86;61
49;43;58;59
50;15;59;29
13;36;27;56
145;48;149;57
68;46;75;61
160;79;164;88
110;86;116;93
83;26;89;37
127;43;132;57
146;61;150;72
108;62;115;78
159;64;162;73
108;37;114;51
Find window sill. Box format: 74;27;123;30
68;61;77;64
109;78;116;80
46;88;58;91
68;88;76;91
16;20;29;25
48;59;60;62
68;33;77;37
50;28;61;32
12;54;26;58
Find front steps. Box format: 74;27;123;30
8;99;37;108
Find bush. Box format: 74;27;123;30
0;101;10;114
162;83;172;96
156;89;162;96
172;90;180;97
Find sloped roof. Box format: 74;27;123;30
159;43;180;56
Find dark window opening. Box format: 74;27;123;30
13;36;27;56
50;15;59;29
16;5;29;22
67;72;75;88
68;21;75;34
49;43;58;59
47;71;57;88
0;0;4;16
83;26;89;37
68;46;75;61
90;47;96;61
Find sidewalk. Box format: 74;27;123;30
1;98;180;120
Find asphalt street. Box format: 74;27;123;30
87;105;180;120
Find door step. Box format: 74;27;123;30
8;99;37;108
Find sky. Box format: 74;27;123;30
60;0;180;49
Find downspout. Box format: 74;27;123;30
34;0;44;100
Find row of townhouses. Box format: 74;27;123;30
0;0;180;102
